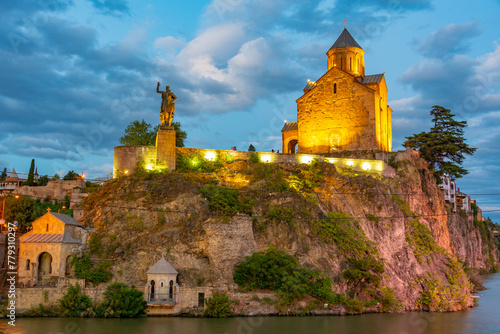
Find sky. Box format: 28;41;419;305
1;0;500;220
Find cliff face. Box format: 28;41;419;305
83;155;499;312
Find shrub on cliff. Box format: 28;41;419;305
199;184;252;216
71;254;113;285
59;283;93;317
204;291;233;318
234;248;336;303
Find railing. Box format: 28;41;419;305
148;293;177;304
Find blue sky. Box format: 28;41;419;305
1;0;500;220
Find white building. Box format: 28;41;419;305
145;257;179;304
439;175;457;212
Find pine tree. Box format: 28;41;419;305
0;168;7;181
24;159;35;186
403;106;476;180
248;144;256;151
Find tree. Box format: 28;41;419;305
23;159;35;186
63;170;80;180
0;168;7;181
119;119;156;146
4;195;45;232
101;282;147;317
52;173;60;180
248;144;256;151
120;120;187;147
38;175;49;186
403;106;477;180
59;283;92;317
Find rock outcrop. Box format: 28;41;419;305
83;154;499;313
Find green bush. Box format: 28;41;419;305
234;248;335;304
59;284;92;317
100;282;147;318
204;291;233;318
176;151;224;173
71;254;113;285
199;184;252;216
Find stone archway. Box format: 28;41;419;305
38;252;52;278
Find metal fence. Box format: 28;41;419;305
148;293;177;304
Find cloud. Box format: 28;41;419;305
87;0;129;16
413;21;480;58
154;36;186;53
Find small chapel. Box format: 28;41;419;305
282;23;393;154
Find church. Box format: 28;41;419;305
282;25;393;154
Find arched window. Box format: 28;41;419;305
161;282;164;287
26;259;30;270
350;57;352;71
340;57;343;70
46;224;49;232
334;83;337;94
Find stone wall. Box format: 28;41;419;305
113;145;157;178
113;146;396;178
14;179;86;206
297;68;378;153
16;286;105;311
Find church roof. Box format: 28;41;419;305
361;74;384;84
146;257;178;274
49;212;84;227
20;233;81;243
303;81;317;91
282;122;298;132
329;28;362;50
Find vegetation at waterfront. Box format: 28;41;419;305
23;282;146;318
204;291;233;318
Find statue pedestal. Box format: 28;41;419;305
156;126;176;170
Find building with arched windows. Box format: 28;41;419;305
282;27;393;154
18;211;88;287
145;257;179;304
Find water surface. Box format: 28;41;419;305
2;273;499;334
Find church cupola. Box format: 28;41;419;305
327;21;365;77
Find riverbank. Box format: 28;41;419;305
2;273;499;334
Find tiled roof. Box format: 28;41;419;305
49;213;84;227
303;82;317;91
361;74;384;84
20;233;81;243
329;28;362;50
147;257;178;274
282;122;298;132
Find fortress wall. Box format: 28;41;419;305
113;146;157;178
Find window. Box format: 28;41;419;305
340;58;343;70
26;259;30;270
46;224;49;232
334;83;337;94
161;282;164;287
350;57;352;71
198;293;205;308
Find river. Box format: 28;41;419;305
2;273;500;334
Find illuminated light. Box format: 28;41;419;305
260;155;271;163
191;160;198;166
14;195;20;199
146;164;153;170
81;174;85;180
361;162;371;171
124;170;129;174
205;151;216;161
346;160;354;167
300;156;313;164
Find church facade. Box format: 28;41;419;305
282;27;393;154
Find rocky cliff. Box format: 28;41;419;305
82;152;499;313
